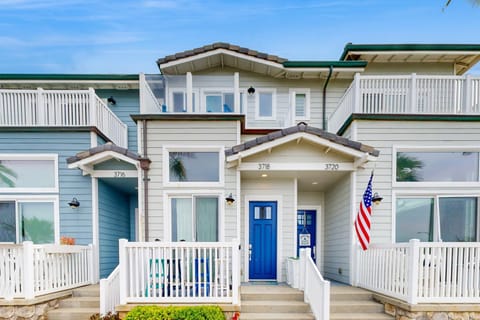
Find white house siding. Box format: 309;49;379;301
353;120;480;244
363;62;455;75
143;120;239;241
323;172;352;283
241;178;296;282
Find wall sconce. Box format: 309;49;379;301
107;96;116;105
372;192;383;205
247;86;255;95
68;197;80;209
225;193;235;206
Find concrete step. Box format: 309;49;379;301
241;285;304;301
47;307;99;320
330;312;394;320
241;300;311;313
240;312;315;320
72;284;100;297
331;300;385;313
330;286;373;301
59;296;100;308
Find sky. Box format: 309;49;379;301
1;0;480;74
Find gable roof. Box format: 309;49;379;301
340;43;480;75
225;122;379;161
67;143;143;168
157;42;366;79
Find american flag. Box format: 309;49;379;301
354;173;373;251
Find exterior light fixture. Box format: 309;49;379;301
225;193;235;206
68;197;80;209
247;86;255;95
261;173;268;178
372;192;383;205
107;96;116;105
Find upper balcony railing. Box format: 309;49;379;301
329;73;480;133
0;88;128;148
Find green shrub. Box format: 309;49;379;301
125;305;225;320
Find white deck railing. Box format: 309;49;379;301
0;88;128;148
356;239;480;304
118;239;240;305
0;242;94;300
100;266;120;315
139;73;162;113
329;73;480;133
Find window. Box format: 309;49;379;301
171;196;218;242
169;152;219;182
290;89;310;120
396;196;478;242
396;151;479;182
0;200;56;244
256;90;276;119
170;91;197;112
205;92;234;113
0;155;58;192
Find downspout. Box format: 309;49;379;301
141;119;150;241
322;65;334;131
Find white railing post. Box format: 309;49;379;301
36;88;46;125
139;73;146;114
410;73;417;113
234;72;240;114
100;278;107;315
353;73;361;113
299;248;306;291
23;241;35;299
232;240;240;305
464;74;473;113
186;72;193;113
303;248;311;303
88;244;95;284
407;239;420;304
119;239;128;305
89;88;96;126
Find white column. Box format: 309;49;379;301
186;72;193;113
37;88;46;125
23;241;35;299
353;73;361;113
464;74;473;113
232;239;240;305
119;239;128;305
407;239;420;304
234;72;240;113
139;72;146;113
89;88;96;126
410;73;417;113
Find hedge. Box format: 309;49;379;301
125;305;225;320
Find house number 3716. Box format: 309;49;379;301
258;163;271;170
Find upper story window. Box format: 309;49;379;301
205;92;234;113
396;151;479;183
290;89;310;120
256;89;276;120
169;90;197;112
0;155;58;192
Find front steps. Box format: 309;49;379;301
47;284;100;320
330;285;394;320
240;285;314;319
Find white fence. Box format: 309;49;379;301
118;239;240;305
0;88;128;148
356;239;480;304
0;242;94;299
287;248;330;320
100;266;120;315
139;73;163;113
329;73;480;133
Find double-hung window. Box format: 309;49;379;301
256;89;276;120
169;90;197;113
394;149;480;242
290;89;310;121
204;92;235;113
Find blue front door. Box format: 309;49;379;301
249;201;277;280
297;210;316;262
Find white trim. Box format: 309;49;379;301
163;145;225;188
255;88;277;120
293;179;298;258
90;132;98;148
167;88;200;113
350;171;357;285
237;162;355;171
200;88;237;113
163;189;225;242
67;151;140;171
0;154;58;193
91;177;100;282
91;170;138;178
289;88;311;121
244;195;283;282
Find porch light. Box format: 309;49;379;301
372;192;383;205
68;197;80;209
107;96;116;105
247;86;255;95
225;193;235;206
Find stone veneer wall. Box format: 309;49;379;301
0;299;60;320
380;300;480;320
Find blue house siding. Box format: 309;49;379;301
0;131;93;245
96;89;140;152
98;179;131;278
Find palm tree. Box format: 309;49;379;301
0;162;17;187
396;153;424;182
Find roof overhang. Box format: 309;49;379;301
159;48;366;79
340;44;480;75
68;150;141;176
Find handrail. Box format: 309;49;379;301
140;73;163;113
100;266;120;315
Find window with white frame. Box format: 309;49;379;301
0;155;58;192
204;91;234;113
169;91;197;112
171;196;218;242
256;89;276;119
290;89;310;120
0;199;57;244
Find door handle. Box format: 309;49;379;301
249;244;252;261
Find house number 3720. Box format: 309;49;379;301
258;163;271;170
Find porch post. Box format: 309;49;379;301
23;241;35;299
407;239;420;304
410;73;417;113
186;72;193;112
353;73;361;113
119;239;128;305
89;88;96;126
464;74;473;113
232;239;240;305
299;248;306;291
234;72;240;113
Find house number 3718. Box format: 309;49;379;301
258;163;271;170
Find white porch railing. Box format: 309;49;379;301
118;239;240;305
287;248;330;320
356;239;480;304
0;88;128;148
139;73;163;113
0;242;94;300
329;73;480;133
100;266;120;315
